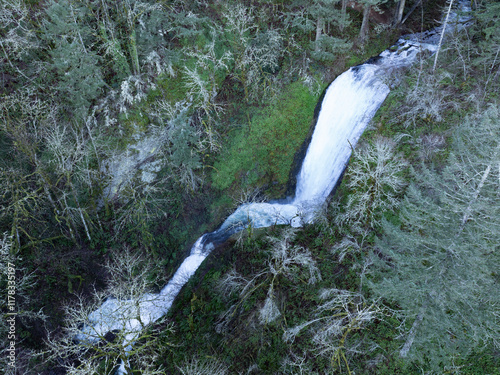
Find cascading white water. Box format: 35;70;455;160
294;65;389;204
77;4;471;371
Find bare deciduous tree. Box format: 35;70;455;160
176;357;229;375
0;0;38;82
284;289;382;375
334;136;408;229
217;228;321;330
222;3;284;104
44;247;173;375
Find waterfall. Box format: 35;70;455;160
76;3;472;371
77;39;433;367
293;64;391;204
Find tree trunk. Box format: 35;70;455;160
401;0;423;25
69;4;88;54
315;16;324;52
400;308;425;357
359;5;371;44
433;0;454;72
461;164;492;227
340;0;348;32
129;29;140;75
394;0;406;26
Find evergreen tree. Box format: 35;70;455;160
357;0;387;43
473;0;500;92
83;0;132;81
370;105;500;368
148;103;203;192
42;0;105;119
310;0;352;60
282;0;352;62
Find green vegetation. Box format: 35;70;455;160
1;0;499;374
212;82;320;193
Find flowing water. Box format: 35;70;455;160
76;4;472;372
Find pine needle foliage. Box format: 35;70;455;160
370;104;500;369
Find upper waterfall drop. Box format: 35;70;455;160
203;40;441;238
293;39;437;206
293;64;390;205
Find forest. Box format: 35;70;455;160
0;0;499;374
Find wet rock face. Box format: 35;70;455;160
102;128;166;201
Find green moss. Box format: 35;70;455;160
154;69;190;104
211;82;319;195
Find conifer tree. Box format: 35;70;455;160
283;0;352;62
311;0;352;60
370;105;500;368
357;0;387;44
473;0;500;92
42;0;105;119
